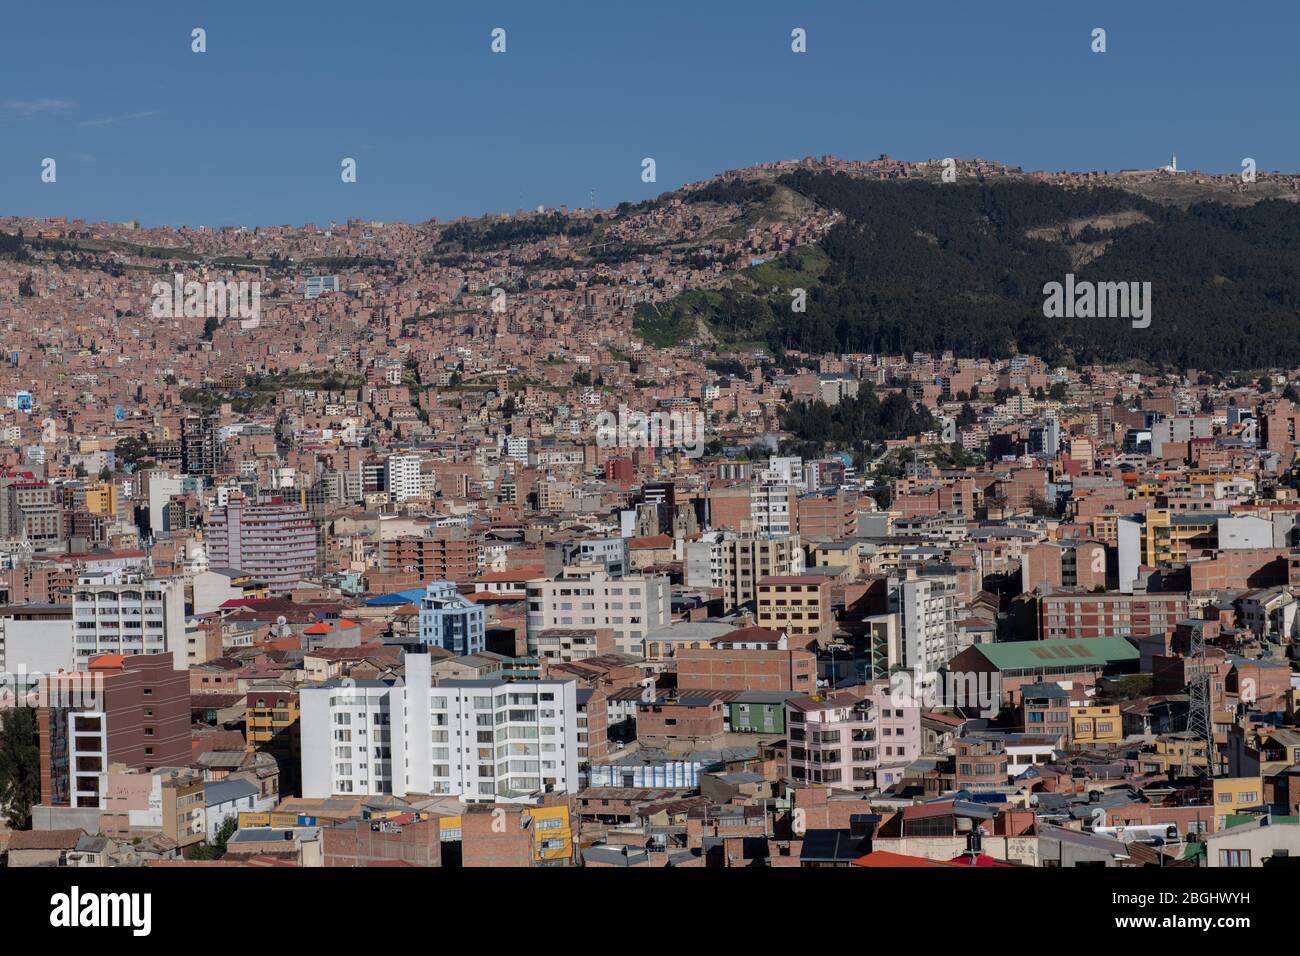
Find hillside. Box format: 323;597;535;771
634;168;1300;372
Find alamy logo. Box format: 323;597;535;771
1;667;103;710
151;272;260;325
595;404;704;458
889;667;1001;718
1042;273;1150;329
50;887;151;937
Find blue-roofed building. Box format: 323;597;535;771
364;587;426;607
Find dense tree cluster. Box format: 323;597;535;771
439;211;592;251
778;384;936;454
0;707;39;829
0;230;30;261
684;180;776;205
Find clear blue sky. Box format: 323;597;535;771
1;0;1296;227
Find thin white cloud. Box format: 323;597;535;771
76;111;160;128
3;98;75;114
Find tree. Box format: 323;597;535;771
1026;491;1056;517
114;434;152;468
0;707;40;829
188;815;238;860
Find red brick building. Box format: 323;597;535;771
675;645;816;693
38;652;190;809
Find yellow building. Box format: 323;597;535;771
1212;776;1264;829
1069;704;1122;746
1143;509;1217;567
1140;735;1208;775
246;688;301;766
527;804;573;863
85;483;118;517
1090;512;1120;547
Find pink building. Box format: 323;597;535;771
786;688;921;791
205;492;317;587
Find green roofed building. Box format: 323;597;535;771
948;636;1139;704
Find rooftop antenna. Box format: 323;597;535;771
590;188;595;211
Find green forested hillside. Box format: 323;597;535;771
637;170;1300;371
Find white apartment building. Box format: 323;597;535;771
385;454;424;502
525;565;671;656
761;456;805;488
751;483;795;536
889;570;959;692
0;605;74;698
300;652;579;802
72;570;185;669
504;436;530;463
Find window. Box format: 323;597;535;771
1219;849;1251;868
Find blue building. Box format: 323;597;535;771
418;581;486;655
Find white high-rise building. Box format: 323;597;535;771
385;454;424;502
889;569;959;688
300;652;579;801
72;570;186;669
751;483;795;536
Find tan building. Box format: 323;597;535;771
756;576;831;646
525;565;671;656
529;627;615;663
686;532;802;612
808;540;874;578
160;768;207;848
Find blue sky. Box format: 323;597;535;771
1;0;1296;227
